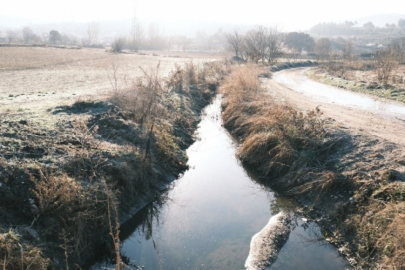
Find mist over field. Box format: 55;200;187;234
1;0;404;37
1;1;405;270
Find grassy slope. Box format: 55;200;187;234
220;65;405;269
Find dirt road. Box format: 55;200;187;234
266;67;405;147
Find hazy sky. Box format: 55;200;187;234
1;0;404;31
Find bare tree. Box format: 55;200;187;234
87;21;99;45
22;27;34;44
390;37;405;63
7;30;19;43
244;26;267;63
375;48;398;84
147;23;165;50
265;27;283;65
315;38;331;61
342;40;353;62
339;40;354;78
243;26;282;65
226;30;245;60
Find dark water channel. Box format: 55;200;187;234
92;97;349;270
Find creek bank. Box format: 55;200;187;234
220;65;405;269
0;62;227;269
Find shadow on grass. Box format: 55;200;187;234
53;101;144;146
53;101;112;115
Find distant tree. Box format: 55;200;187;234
285;32;314;56
315;38;331;61
112;37;126;53
49;30;62;44
265;27;283;65
390;37;405;63
22;27;34;44
244;26;267;63
7;30;19;43
226;30;245;60
399;19;405;28
87;21;99;45
243;26;282;65
330;37;346;51
309;22;361;36
363;22;375;30
343;40;353;62
147;23;166;50
375;48;398;84
181;36;192;52
61;34;72;45
344;21;355;27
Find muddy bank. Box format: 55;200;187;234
245;212;290;270
220;65;405;269
0;62;227;269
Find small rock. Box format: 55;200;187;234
19;120;28;125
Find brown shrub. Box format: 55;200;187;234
29;168;116;264
0;229;50;269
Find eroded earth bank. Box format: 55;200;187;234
220;65;405;269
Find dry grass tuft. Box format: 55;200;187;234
29;168;115;264
221;65;344;194
0;229;50;269
347;198;405;269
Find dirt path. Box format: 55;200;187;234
266;67;405;147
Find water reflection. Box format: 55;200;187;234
91;96;349;270
270;219;348;270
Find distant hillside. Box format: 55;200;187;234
0;15;254;39
354;13;405;27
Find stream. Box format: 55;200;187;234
91;96;349;270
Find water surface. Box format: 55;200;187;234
92;96;349;270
